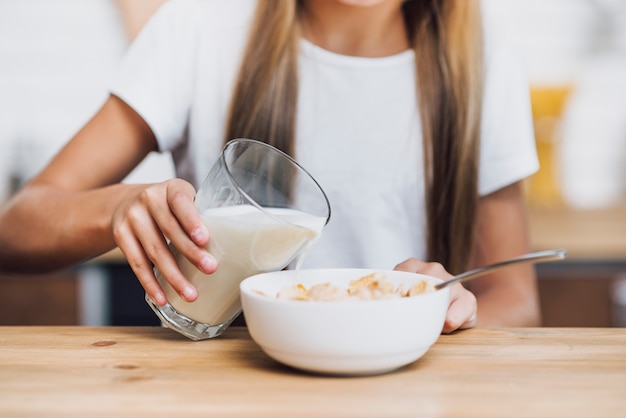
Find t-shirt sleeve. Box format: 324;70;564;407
478;43;539;196
109;0;199;152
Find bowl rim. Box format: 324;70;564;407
240;268;449;307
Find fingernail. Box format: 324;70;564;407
191;226;208;244
181;286;197;301
200;254;216;273
154;292;167;306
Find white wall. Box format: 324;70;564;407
0;0;174;203
482;0;600;85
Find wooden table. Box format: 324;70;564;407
1;327;624;417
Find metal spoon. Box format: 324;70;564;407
434;249;567;290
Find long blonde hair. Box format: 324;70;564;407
225;0;484;274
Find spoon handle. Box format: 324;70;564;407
434;249;567;290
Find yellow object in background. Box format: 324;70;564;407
526;86;572;208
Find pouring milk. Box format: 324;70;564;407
156;204;325;325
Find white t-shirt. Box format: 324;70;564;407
111;0;538;270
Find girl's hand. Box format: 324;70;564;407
111;178;217;306
394;259;477;333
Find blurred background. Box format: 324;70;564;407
0;0;625;327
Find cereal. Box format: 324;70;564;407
275;272;435;301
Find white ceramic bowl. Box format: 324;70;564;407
240;268;450;376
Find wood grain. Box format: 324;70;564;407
0;326;624;417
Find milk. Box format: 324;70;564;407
156;205;325;325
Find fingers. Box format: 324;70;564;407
115;230;168;306
394;258;450;280
394;258;477;334
135;210;198;304
442;283;477;334
393;258;423;273
146;181;216;275
165;180;210;247
112;179;217;306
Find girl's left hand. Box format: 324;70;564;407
394;259;477;333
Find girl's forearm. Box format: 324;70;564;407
0;183;145;274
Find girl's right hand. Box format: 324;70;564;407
111;178;217;306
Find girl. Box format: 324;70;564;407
0;0;541;332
